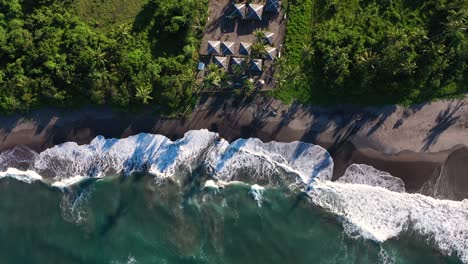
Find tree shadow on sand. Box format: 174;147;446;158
422;100;464;151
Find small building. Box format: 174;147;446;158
221;41;236;55
213;56;228;69
263;32;275;45
207;40;221;55
265;0;280;13
265;47;277;60
239;42;252;56
247;4;264;21
250;59;262;73
231;3;246;18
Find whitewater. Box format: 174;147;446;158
0;129;467;263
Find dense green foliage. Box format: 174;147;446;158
0;0;207;113
276;0;468;105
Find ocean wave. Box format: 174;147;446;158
338;164;405;193
0;168;43;184
0;130;334;189
309;180;468;263
0;130;467;263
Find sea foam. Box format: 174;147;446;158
17;130;333;188
338;164;405;193
309;180;468;263
0;130;467;263
0;168;42;184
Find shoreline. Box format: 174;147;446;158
0;96;467;199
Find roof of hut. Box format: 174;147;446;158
247;4;263;21
207;40;221;55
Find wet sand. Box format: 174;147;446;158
0;96;467;199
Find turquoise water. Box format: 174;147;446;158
0;174;462;264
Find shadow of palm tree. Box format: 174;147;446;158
393;103;425;129
422;100;464;151
366;105;397;136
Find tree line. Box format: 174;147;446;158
0;0;208;113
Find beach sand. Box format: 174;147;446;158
0;96;467;199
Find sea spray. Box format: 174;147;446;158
249;184;266;207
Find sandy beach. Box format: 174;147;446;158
0;95;467;199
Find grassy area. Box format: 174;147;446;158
73;0;147;31
274;0;468;106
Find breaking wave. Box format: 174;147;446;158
0;129;333;188
309;181;468;263
0;129;467;263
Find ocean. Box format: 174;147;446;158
0;130;465;264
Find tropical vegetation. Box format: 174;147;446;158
0;0;208;113
275;0;468;105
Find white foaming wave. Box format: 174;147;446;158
338;164;405;193
0;130;333;191
0;168;43;184
207;139;333;186
34;130;220;181
20;130;333;189
250;184;266;207
309;180;468;263
203;180;220;189
0;130;467;262
52;175;90;190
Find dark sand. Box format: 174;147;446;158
0;96;467;199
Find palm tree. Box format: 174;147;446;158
181;69;199;92
207;63;219;73
445;8;467;33
230;64;243;78
400;60;418;75
135;83;153;104
243;78;255;96
302;43;314;60
93;47;108;69
251;42;267;59
253;29;266;44
204;63;222;88
115;24;132;44
356;50;378;69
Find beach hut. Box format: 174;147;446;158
263;32;275;45
247;4;263;21
250;59;262;73
231;57;245;67
231;3;246;18
239;42;252;56
265;0;280;13
265;47;277;60
221;41;236;55
213;56;228;69
207;40;221;55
